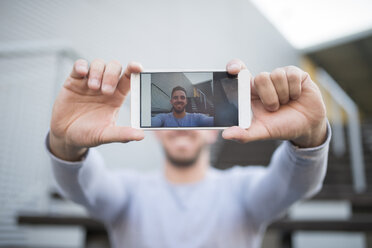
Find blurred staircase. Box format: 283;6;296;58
212;120;372;203
211;119;372;248
186;97;215;116
315;120;372;206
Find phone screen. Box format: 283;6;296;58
140;71;238;128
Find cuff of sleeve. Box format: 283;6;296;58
284;120;332;161
45;132;90;169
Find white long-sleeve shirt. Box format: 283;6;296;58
48;126;330;248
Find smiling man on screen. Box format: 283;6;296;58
47;58;330;248
151;85;214;127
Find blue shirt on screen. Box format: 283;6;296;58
152;112;214;127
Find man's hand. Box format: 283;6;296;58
223;59;327;148
49;59;144;161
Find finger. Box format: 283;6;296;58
100;126;145;144
285;66;302;100
101;60;122;95
226;58;247;75
222;122;269;143
250;76;259;99
87;59;105;90
270;68;289;104
253;72;280;111
70;59;89;79
116;61;143;96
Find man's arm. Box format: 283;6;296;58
197;113;214;126
222;59;329;227
47;60;144;222
241;123;330;227
151;114;164;127
48;136;137;224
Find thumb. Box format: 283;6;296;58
222;122;269;143
100;126;145;144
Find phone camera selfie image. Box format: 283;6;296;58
131;70;251;130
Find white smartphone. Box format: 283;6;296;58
131;69;251;130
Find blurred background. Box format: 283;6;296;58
0;0;371;247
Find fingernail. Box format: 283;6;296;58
77;65;87;73
102;84;114;93
90;79;100;88
228;63;240;71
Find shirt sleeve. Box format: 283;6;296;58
151;114;164;127
239;121;331;228
197;113;214;126
46;133;138;224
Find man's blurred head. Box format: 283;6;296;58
170;86;187;114
156;130;218;168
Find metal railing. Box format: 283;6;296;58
197;88;207;110
316;68;366;193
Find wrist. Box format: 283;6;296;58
291;118;327;148
49;132;88;161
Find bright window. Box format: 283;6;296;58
251;0;372;49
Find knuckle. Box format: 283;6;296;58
109;59;122;67
91;58;105;68
125;62;135;73
230;58;243;64
104;69;121;83
107;61;122;75
90;70;103;79
228;58;245;67
254;72;270;86
286;65;300;71
270;69;285;82
75;59;87;66
287;71;300;83
127;61;138;68
90;63;105;78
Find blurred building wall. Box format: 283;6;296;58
0;0;298;246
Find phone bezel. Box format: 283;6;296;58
131;69;251;130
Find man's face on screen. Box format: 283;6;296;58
156;130;217;168
171;90;187;113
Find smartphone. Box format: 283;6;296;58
131;69;251;130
